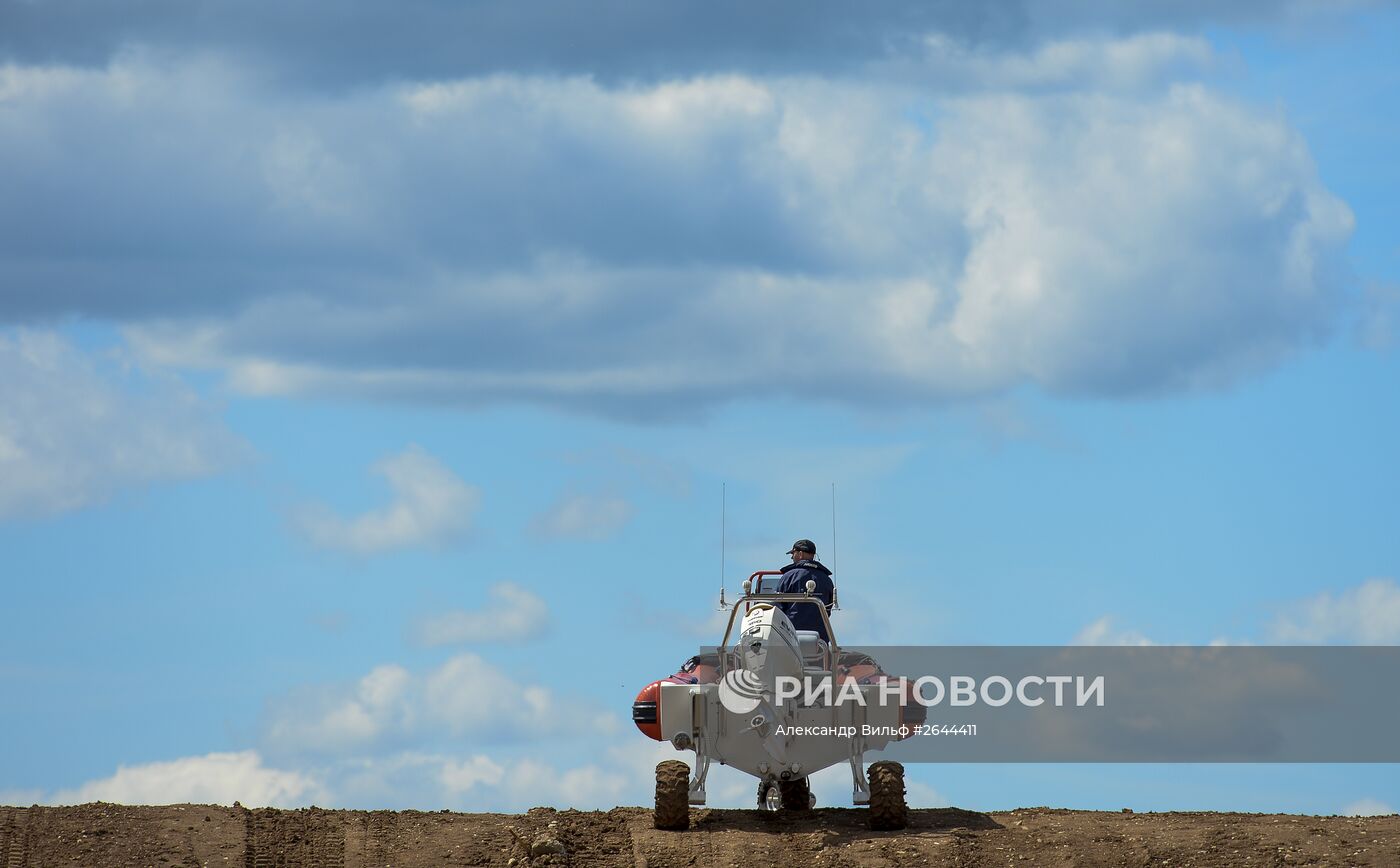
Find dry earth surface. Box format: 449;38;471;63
2;802;1398;867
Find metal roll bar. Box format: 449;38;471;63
717;571;839;676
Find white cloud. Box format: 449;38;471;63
295;445;478;554
1071;616;1155;646
308;746;642;811
45;751;318;808
89;738;934;812
530;492;633;540
1071;615;1254;646
263;663;413;753
415;582;551;645
438;755;506;792
0;787;43;805
0;47;1350;417
501;759;630;809
1270;578;1400;644
1073;580;1400;647
0;330;243;520
263;652;614;754
1342;798;1395;817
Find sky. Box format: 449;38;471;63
1;0;1399;816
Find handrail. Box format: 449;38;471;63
717;586;840;677
744;570;784;606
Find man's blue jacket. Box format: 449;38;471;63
775;559;835;641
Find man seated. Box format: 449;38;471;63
660;539;836;685
775;539;835;642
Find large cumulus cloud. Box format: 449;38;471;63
0;31;1354;417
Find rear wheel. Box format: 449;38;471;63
779;777;812;811
868;761;907;830
654;761;690;830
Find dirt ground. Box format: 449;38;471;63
2;802;1397;867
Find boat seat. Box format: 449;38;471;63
796;630;830;669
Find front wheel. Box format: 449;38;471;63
867;761;907;830
654;761;690;830
758;778;814;811
758;780;780;811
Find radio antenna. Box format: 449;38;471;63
831;482;837;572
718;482;727;609
831;482;839;609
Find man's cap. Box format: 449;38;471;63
787;539;817;555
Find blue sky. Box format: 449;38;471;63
2;0;1398;815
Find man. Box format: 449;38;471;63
776;539;835;642
659;538;834;688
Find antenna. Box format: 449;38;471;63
830;482;837;574
718;483;727;609
831;482;839;609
